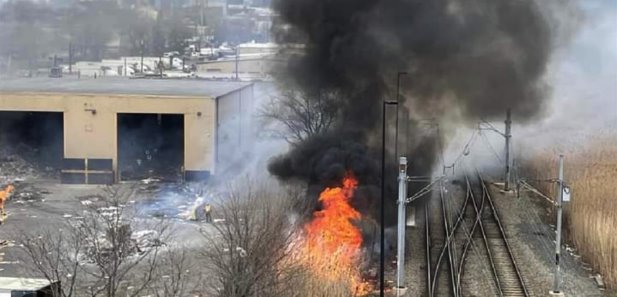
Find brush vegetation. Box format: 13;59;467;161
522;135;617;289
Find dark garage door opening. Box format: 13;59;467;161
117;113;184;181
0;111;64;177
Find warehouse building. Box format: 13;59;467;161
0;77;254;184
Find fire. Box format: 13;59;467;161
302;173;370;294
0;184;15;224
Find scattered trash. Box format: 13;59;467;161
141;178;161;185
132;230;164;251
80;226;165;264
135;183;217;220
593;274;605;288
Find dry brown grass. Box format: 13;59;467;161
521;136;617;289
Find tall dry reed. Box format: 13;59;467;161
520;136;617;289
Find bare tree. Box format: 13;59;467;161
17;223;84;297
261;89;340;144
201;181;304;297
16;185;172;297
76;186;166;297
146;246;203;297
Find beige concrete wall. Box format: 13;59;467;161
0;92;216;178
216;90;241;168
215;85;254;172
184;104;216;172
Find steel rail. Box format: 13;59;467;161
441;182;458;297
425;204;432;297
431;178;471;297
479;172;530;297
466;171;504;297
455;175;486;294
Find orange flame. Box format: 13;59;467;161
0;184;15;218
0;184;14;203
302;173;370;294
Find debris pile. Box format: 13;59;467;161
81;225;164;264
0;147;38;181
0;145;57;182
134;180;217;220
10;184;49;204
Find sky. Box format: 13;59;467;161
541;0;617;131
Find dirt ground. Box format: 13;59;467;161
488;183;609;297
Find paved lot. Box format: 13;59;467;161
0;179;215;278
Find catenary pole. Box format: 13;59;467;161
394;72;407;161
381;101;397;297
396;157;408;292
504;108;512;191
552;155;565;293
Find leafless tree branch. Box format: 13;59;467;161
261;89;340;144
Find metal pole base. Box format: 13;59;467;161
394;287;407;297
548;291;565;297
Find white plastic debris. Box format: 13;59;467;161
594;274;605;288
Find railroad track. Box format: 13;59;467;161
426;183;455;297
427;179;470;297
425;171;529;297
476;172;529;297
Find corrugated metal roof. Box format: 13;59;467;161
0;77;252;98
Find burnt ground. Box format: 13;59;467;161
402;180;607;297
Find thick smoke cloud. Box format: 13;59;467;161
269;0;554;221
274;0;551;121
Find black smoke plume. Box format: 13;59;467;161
269;0;554;223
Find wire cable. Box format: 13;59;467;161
406;176;444;203
445;129;479;174
479;131;503;163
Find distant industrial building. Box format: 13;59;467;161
0;77;254;184
237;41;278;55
196;53;282;80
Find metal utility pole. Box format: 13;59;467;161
199;0;205;29
396;157;408;293
140;40;145;73
479;108;513;192
381;100;398;297
551;155;565;295
504;108;512;191
159;56;163;78
394;71;407;161
68;41;73;74
235;47;239;81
